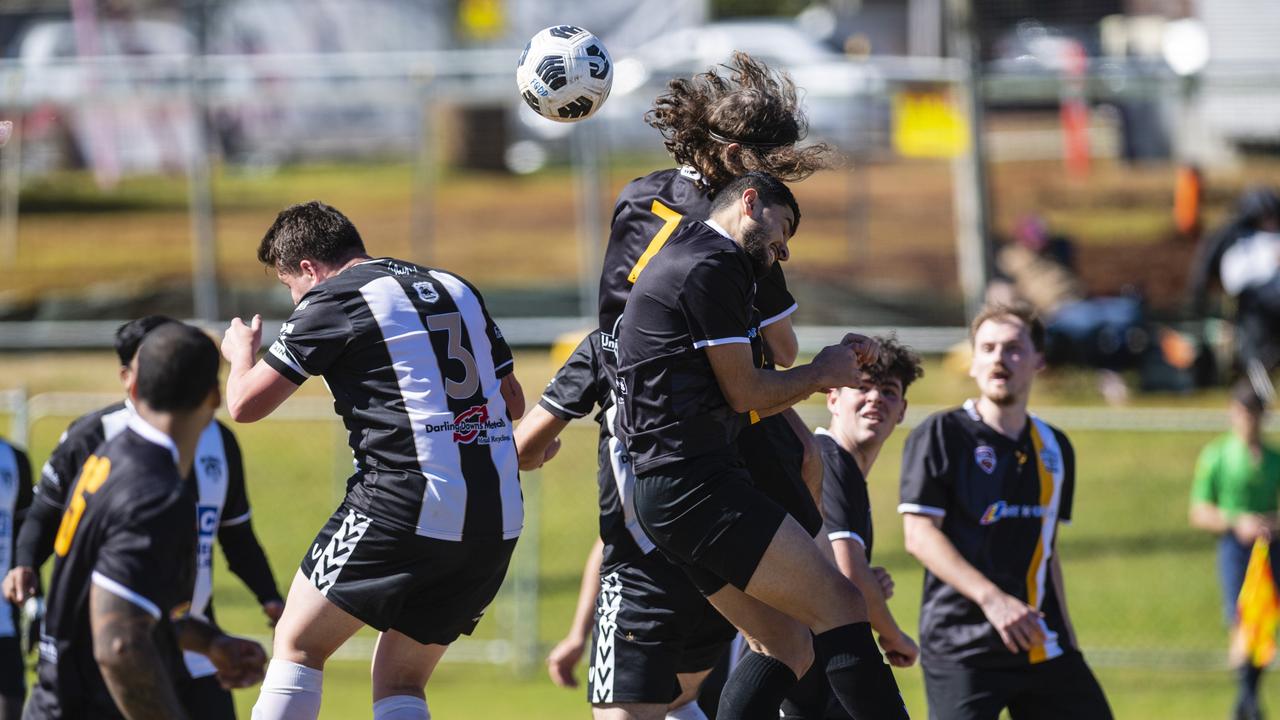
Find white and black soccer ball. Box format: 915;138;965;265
516;25;612;123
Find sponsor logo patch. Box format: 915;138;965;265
421;405;510;445
413;280;439;304
974;445;997;474
980;500;1048;525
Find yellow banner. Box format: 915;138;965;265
892;90;968;159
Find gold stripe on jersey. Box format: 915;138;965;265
54;455;111;557
1026;423;1054;664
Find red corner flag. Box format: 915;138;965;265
1235;540;1280;668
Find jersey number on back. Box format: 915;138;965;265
427;312;480;400
626;200;684;284
53;455;111;557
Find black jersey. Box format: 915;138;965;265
817;430;873;560
537;333;654;572
597;167;796;369
899;401;1077;669
27;417;196;720
616;220;758;475
0;439;31;639
264;258;521;542
18;402;277;678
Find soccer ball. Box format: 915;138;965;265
516;25;612;123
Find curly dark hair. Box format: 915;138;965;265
868;334;924;392
644;51;833;189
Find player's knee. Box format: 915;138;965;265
755;630;813;679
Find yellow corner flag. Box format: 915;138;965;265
1235;539;1280;668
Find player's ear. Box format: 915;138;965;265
897;398;908;425
826;387;841;413
741;187;758;219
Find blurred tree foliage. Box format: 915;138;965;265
711;0;813;18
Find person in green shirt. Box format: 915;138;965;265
1190;380;1280;720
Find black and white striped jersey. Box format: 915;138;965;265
18;401;278;679
264;258;521;542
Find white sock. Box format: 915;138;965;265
373;695;430;720
252;659;324;720
666;699;708;720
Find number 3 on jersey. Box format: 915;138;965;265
54;455;111;557
627;200;684;283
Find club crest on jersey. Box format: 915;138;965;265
974;445;997;474
413;280;439;304
199;456;221;478
1040;448;1061;474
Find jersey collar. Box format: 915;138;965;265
704;218;734;241
127;415;180;466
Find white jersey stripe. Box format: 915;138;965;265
430;270;522;540
360;275;469;541
604;403;655;555
1028;415;1065;662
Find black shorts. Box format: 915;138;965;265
299;505;517;646
0;636;22;701
587;552;736;705
738;414;823;537
633;455;788;596
923;652;1113;720
180;674;235;720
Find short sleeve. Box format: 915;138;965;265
1058;430;1075;523
756;263;798;328
93;497;194;619
1190;440;1222;506
264;291;352;384
539;335;602;421
821;451;871;551
219;425;251;527
898;415;951;517
40;425;96;505
680;252;753;350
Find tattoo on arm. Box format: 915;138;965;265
89;585;189;720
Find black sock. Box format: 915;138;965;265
814;622;909;720
718;651;799;720
781;649;830;719
1239;664;1264;705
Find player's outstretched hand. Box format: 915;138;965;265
879;630;919;668
980;591;1046;653
208;633;268;689
221;315;264;367
261;599;285;628
546;635;586;689
2;566;36;604
871;566;895;600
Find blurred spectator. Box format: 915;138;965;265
987;215;1149;403
1189;381;1280;720
1190;187;1280;379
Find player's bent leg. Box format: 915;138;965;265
369;630;448;703
705;586;812;719
253;571;365;720
271;570;365;669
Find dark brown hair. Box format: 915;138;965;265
644;51;833;189
868;334;924;392
969;301;1046;353
257;201;365;274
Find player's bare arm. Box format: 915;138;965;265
831;538;919;667
89;584;190;720
221;314;300;422
500;373;527;421
174;615;267;690
760;315;798;368
903;513;1045;653
704;333;878;415
514;405;567;471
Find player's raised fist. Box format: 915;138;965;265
221;314;263;366
811;341;863;390
840;332;881;367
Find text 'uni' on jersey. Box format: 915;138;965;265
29;416;195;720
264;258;521;543
615;220;761;474
597;167;797;373
899;400;1078;668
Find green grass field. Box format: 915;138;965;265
0;350;1269;718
